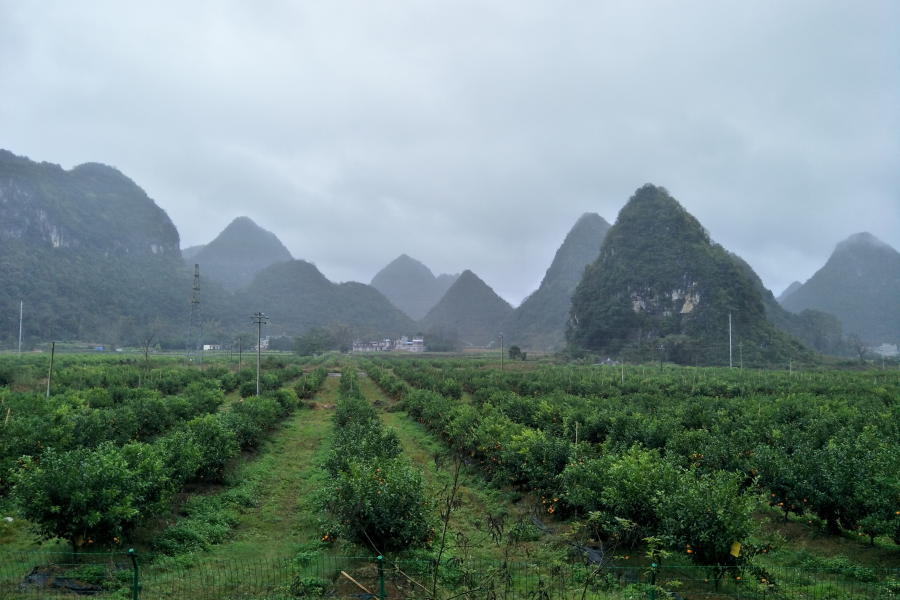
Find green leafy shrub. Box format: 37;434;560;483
320;456;431;551
239;380;258;398
11;441;170;549
184;414;240;482
289;576;331;598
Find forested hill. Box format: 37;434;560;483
781;233;900;345
192;217;293;292
567;184;808;366
730;253;847;356
235;259;416;337
776;281;802;303
181;244;205;260
0;150;180;255
503;212;610;351
0;150;239;347
421;270;513;347
370;254;459;320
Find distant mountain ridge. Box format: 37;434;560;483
421;270;513;347
567;184;808;366
236;260;416;337
192;217;293;292
777;281;803;303
181;244;205;260
504;213;611;351
730;254;846;356
370;254;460;320
781;233;900;344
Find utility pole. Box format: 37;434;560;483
729;313;733;369
252;313;268;395
239;336;242;370
500;333;504;373
18;301;23;357
185;264;202;364
658;345;665;373
739;342;743;371
46;341;55;399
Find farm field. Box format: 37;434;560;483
0;351;899;599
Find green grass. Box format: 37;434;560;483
357;372;570;566
202;378;339;560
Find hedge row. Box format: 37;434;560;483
0;381;226;489
317;368;430;552
9;387;302;552
385;360;900;546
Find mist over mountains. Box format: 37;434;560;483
191;217;293;292
1;148;894;359
370;254;459;320
502;213;611;351
235;259;416;337
780;233;900;346
421;270;513;347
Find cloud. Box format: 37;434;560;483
1;0;897;303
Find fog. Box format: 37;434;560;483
1;1;897;304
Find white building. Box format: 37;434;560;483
351;336;426;352
395;336;425;352
870;343;898;357
352;339;394;352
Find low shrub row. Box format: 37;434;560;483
316;368;430;552
385;360;900;547
359;360;410;400
294;367;328;399
9;386;301;552
0;380;227;489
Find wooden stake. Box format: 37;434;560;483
341;571;374;595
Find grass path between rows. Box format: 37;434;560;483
356;373;568;565
204;377;340;561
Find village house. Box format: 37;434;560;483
395;336;425;352
351;336;426;352
352;339;394;352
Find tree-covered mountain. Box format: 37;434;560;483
434;273;460;296
781;233;900;345
776;281;802;303
0;149;238;347
235;259;417;338
567;184;809;366
503;213;611;351
192;217;293;292
370;254;460;320
729;254;846;356
181;244;205;260
421;270;513;347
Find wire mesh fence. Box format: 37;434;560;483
1;550;898;600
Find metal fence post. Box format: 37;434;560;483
128;548;141;600
377;555;386;600
649;563;657;600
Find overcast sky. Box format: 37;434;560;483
1;1;897;305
